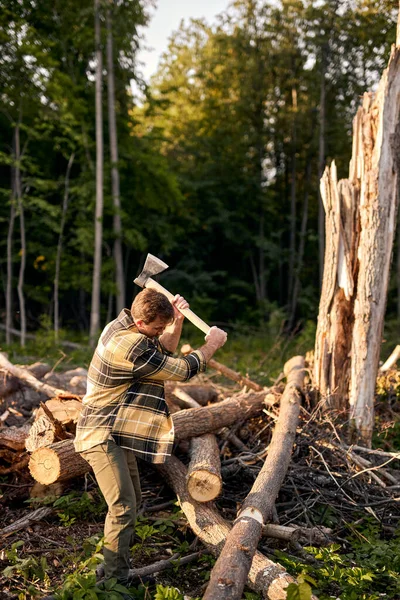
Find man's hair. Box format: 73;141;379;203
131;288;174;324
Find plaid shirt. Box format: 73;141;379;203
74;309;206;463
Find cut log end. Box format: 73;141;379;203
28;440;90;485
29;447;62;485
187;470;222;502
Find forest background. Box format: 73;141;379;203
1;0;399;361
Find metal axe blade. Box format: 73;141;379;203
134;254;169;288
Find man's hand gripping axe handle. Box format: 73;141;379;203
134;254;211;335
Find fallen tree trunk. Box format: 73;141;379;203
165;382;218;406
0;506;53;538
0;353;70;399
181;344;263;391
203;356;305;600
28;390;273;484
156;455;301;600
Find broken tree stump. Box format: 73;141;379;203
203;356;305;600
28;390;272;484
156;455;302;600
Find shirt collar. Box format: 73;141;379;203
117;308;138;332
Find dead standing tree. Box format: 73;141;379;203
314;28;400;445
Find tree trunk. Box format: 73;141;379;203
15;124;26;348
288;86;297;302
106;7;125;314
54;152;75;342
6;132;16;346
89;0;104;346
318;45;327;287
203;356;305;600
156;455;300;600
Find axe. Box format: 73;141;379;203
134;254;211;335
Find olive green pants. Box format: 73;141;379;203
81;439;142;585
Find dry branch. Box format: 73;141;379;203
203;356;305;600
0;353;69;398
181;344;263;391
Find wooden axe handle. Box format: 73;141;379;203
145;278;211;335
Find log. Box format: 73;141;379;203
165;381;218;406
35;397;83;425
380;345;400;372
0;424;31;451
172;388;222;502
156;455;300;600
25;399;79;452
28;390;272;484
203;356;305;600
0;506;53;538
181;344;263;391
28;439;90;485
187;434;222;502
0;353;69;398
172;387;250;451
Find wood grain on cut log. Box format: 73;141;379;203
28;390;271;484
187;434;222;502
203;356;305;600
156;455;299;599
181;344;263;391
28;439;90;485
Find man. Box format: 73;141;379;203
74;288;227;590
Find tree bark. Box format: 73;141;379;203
156;455;300;600
15;123;26;348
203;356;305;600
106;7;125;314
349;49;400;443
89;0;104;346
6;131;17;345
0;424;31;451
54;152;75;342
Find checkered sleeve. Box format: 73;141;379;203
131;342;206;382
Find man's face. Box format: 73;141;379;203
135;315;170;338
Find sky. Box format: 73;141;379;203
138;0;231;82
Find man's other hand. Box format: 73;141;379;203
205;326;227;349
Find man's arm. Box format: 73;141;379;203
159;294;188;353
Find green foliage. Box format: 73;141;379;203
153;585;184;600
51;491;106;526
2;540;49;585
276;524;400;600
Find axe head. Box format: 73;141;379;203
134;253;169;288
